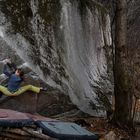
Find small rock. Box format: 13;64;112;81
104;131;117;140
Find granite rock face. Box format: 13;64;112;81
0;0;113;116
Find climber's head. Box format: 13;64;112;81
15;68;24;78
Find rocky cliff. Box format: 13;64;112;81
0;0;113;116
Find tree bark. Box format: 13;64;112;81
113;0;133;127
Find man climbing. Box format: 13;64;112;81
0;58;16;97
0;62;47;96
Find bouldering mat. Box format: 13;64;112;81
0;109;33;127
36;121;99;140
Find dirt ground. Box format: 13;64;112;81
63;117;130;139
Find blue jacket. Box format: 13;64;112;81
3;63;22;92
7;74;23;92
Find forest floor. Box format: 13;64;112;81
62;116;130;140
0;107;140;140
63;116;140;140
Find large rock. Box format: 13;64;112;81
0;75;76;116
0;0;113;116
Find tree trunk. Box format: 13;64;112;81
113;0;133;127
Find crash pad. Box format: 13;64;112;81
0;109;33;127
36;121;99;140
0;109;54;127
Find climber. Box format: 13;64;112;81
0;67;47;96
